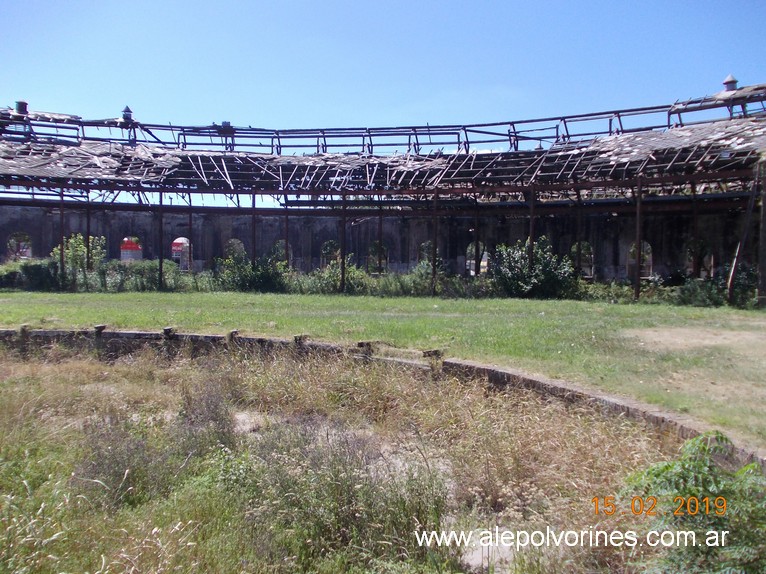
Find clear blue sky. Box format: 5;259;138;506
2;0;765;130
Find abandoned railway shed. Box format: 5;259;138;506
1;77;765;301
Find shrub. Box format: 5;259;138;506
0;260;24;289
290;258;373;295
628;431;766;573
18;259;59;291
674;264;758;309
215;248;288;293
491;236;576;299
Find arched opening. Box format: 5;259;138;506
272;239;293;266
465;241;487;276
367;240;388;273
701;253;716;279
225;238;247;259
628;241;653;279
120;236;143;262
171;237;191;270
571;241;594;278
320;240;340;268
6;232;32;260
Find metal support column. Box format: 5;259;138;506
85;193;92;271
527;185;536;271
758;162;766;307
158;192;164;290
728;177;758;304
283;195;290;268
575;188;583;276
377;202;384;273
431;193;438;295
691;183;700;277
474;206;481;276
634;177;643;301
251;193;257;268
340;192;347;293
188;195;193;270
59;189;66;289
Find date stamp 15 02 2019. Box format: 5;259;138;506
592;496;727;517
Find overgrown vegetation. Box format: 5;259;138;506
8;343;748;572
491;236;577;299
0;233;760;307
628;431;766;573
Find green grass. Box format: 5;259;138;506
1;291;765;450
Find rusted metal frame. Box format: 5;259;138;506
311;164;334;189
555;149;582;180
366;162;380;189
694;142;719;169
282;164;300;190
440;152;474;186
211;157;234;190
665;147;687;173
633;177;643;300
189;156;209;186
300;163;321;190
469;152;505;184
506;124;519;151
510;153;546;185
244;157;279;181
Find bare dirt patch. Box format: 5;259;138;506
625;325;766;454
626;326;766;361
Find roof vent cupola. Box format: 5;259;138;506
722;74;738;91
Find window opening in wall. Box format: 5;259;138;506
320;240;340;268
628;241;653;278
571;241;594;278
465;241;487;275
367;240;388;273
6;232;32;260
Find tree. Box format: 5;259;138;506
51;233;106;291
491;236;575;299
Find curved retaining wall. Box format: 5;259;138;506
1;326;763;473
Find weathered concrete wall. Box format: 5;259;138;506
0;204;758;279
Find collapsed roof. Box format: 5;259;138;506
1;82;764;210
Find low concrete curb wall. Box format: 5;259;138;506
2;326;763;473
